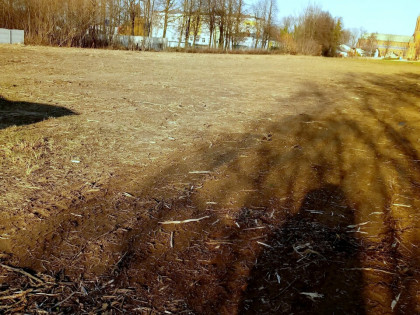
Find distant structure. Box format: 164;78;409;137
407;15;420;60
117;11;277;50
357;15;420;60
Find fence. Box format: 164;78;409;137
116;35;167;50
0;28;24;44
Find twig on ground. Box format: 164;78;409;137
159;216;210;225
52;291;77;308
346;267;396;275
0;263;44;284
257;241;273;248
0;289;33;300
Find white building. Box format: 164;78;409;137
150;12;270;49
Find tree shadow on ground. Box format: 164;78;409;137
2;72;420;314
102;71;419;314
239;185;365;314
0;96;76;129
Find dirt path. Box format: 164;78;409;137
0;45;420;313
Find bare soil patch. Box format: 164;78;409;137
1;45;420;313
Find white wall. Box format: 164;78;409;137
0;28;24;44
0;28;11;44
10;29;24;44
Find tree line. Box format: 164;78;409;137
1;0;358;56
277;5;351;57
1;0;145;46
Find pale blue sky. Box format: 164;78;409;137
275;0;420;35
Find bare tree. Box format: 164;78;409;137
360;33;378;57
261;0;276;48
203;0;217;47
277;16;298;53
0;0;125;47
231;0;243;48
294;5;344;56
191;0;203;46
251;0;266;49
384;35;392;57
181;0;193;46
122;0;141;36
216;0;226;49
160;0;177;38
143;0;156;37
347;27;361;48
340;29;350;46
224;0;233;49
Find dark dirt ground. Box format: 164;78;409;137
0;45;420;314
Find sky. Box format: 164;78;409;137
274;0;420;35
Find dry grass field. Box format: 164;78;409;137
1;45;420;314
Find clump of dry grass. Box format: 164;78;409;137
0;130;53;175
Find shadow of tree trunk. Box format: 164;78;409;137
239;184;365;314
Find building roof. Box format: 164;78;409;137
361;33;412;43
339;44;351;52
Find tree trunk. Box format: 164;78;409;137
163;11;169;38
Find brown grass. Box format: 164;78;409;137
0;45;420;313
165;46;286;55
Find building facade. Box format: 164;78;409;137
357;15;420;59
407;16;420;60
150;12;271;50
118;11;275;50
